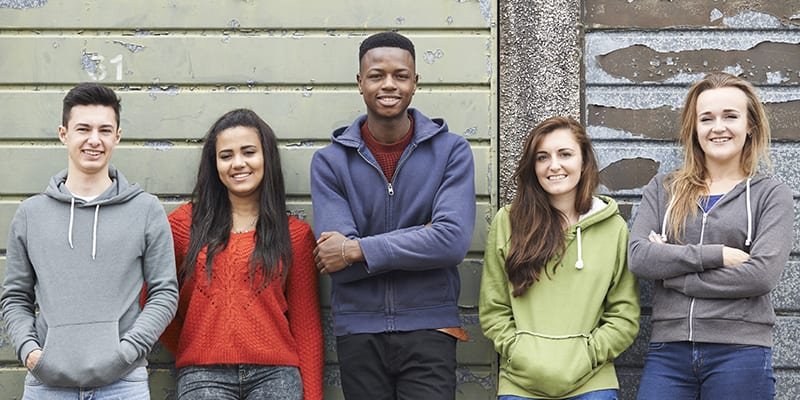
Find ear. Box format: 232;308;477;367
413;74;419;94
356;73;363;94
58;125;67;144
115;128;122;144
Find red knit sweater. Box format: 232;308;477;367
160;203;323;400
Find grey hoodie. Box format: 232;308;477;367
629;173;793;347
1;166;178;387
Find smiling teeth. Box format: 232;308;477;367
711;138;730;143
548;175;567;180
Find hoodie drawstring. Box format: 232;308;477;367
745;178;752;248
67;198;101;260
68;197;75;249
92;204;99;260
574;226;584;270
660;196;675;242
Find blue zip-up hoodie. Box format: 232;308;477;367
310;108;476;336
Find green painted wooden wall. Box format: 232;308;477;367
0;1;497;398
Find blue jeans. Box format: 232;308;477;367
636;342;775;400
177;364;301;400
499;389;618;400
22;366;149;400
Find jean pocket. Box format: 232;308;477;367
120;366;149;382
648;342;667;351
24;372;44;387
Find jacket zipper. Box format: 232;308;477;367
356;142;418;331
689;205;709;342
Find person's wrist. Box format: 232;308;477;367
341;238;352;267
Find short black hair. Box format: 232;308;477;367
62;83;122;128
359;31;415;63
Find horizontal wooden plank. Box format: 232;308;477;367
0;189;491;254
585;31;800;85
0;0;491;29
0;144;490;196
0;90;492;140
0;35;492;85
584;0;800;30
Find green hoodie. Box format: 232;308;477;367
479;196;639;399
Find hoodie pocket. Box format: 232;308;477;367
31;321;135;387
505;331;596;398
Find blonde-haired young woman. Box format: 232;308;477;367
629;72;793;399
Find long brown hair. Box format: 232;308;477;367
666;72;772;240
506;116;599;297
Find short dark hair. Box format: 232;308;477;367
62;83;122;128
359;31;415;63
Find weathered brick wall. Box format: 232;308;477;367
0;1;497;398
501;1;799;399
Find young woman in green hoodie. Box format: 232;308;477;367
480;116;640;400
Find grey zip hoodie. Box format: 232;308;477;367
629;173;793;347
1;166;178;387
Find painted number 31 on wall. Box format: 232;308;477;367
82;51;124;81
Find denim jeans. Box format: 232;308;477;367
22;366;149;400
498;389;618;400
177;364;302;400
636;341;775;400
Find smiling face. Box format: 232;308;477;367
357;46;418;123
695;86;749;172
534;128;583;205
58;104;121;179
215;126;265;201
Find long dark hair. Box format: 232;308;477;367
183;108;292;288
506;116;599;297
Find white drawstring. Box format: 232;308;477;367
68;197;75;249
574;226;584;270
92;204;99;260
661;196;675;242
745;178;752;247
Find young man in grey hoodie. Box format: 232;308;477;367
1;83;179;399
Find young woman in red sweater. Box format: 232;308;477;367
161;109;323;400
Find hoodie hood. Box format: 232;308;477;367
44;165;144;259
568;195;619;271
658;175;764;248
331;108;449;148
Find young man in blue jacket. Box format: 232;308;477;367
310;31;476;399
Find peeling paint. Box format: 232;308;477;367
723;11;784;29
80;50;105;80
600;158;660;191
395;16;405;25
0;0;46;8
447;15;454;25
147;85;179;100
597;42;800;84
456;366;495;390
228;19;241;30
422;49;445;64
478;0;493;25
463;126;478;137
588;101;800;141
143;141;174;151
286;140;315;147
709;8;723;23
589;105;677;140
112;40;145;53
585;0;800;28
